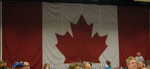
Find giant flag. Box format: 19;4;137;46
2;2;150;69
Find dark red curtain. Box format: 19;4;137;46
118;6;149;66
3;2;42;69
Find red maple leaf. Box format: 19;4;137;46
56;16;107;63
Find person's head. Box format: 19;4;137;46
137;61;145;69
137;52;141;56
68;64;81;69
43;64;50;69
0;60;7;67
0;60;8;69
126;56;138;69
106;60;111;67
146;64;150;69
83;62;92;69
13;62;24;69
74;66;81;69
22;62;30;69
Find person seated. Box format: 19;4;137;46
43;64;50;69
135;52;145;63
82;62;92;69
0;60;9;69
126;56;138;69
104;60;112;69
137;61;146;69
68;63;81;69
146;64;150;69
13;62;24;69
22;61;30;69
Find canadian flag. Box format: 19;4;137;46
42;2;119;69
2;2;150;69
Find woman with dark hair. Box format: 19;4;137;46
104;60;112;69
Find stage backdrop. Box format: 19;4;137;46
3;2;150;69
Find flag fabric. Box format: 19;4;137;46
2;2;150;69
43;2;119;69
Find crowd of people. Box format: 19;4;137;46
0;52;150;69
64;52;150;69
0;61;30;69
